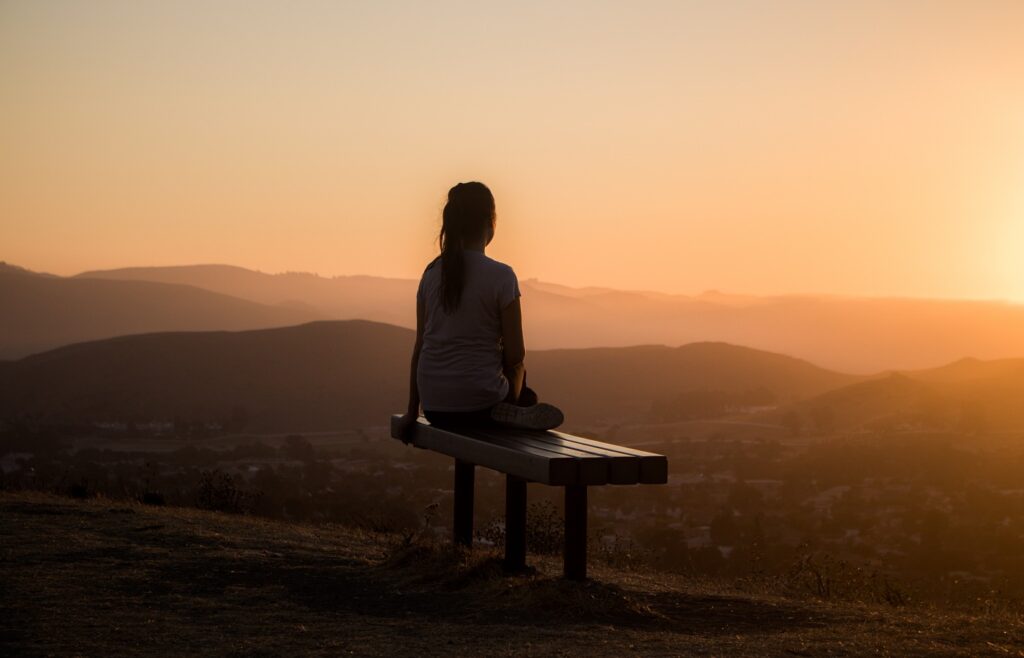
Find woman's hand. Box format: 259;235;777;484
395;412;419;444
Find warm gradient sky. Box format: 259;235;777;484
2;1;1023;299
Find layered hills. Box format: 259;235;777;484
4;260;1024;434
4;261;1024;372
0;321;858;432
0;263;321;360
2;319;1023;434
0;321;410;432
77;264;412;327
75;263;1024;372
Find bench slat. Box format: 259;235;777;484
454;427;607;485
548;431;664;458
545;431;668;484
390;415;668;485
468;427;668;485
500;432;640;484
392;416;577;484
467;428;611;485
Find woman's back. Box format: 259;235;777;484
416;251;520;412
395;180;562;438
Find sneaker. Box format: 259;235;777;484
490;402;564;430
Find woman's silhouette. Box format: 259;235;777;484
395;182;563;439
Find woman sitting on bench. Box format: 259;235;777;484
395;181;563;439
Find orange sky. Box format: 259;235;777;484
2;1;1023;300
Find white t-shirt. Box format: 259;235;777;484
416;250;521;412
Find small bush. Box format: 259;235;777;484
140;491;165;506
785;552;907;607
478;501;564;555
68;482;92;500
195;469;257;514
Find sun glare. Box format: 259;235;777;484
993;166;1024;301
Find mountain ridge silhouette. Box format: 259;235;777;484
4;319;1023;434
72;262;1024;372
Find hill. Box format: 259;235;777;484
0;261;58;278
77;264;414;327
1;491;1016;656
903;356;1024;385
0;320;413;432
0;321;858;432
790;374;947;433
76;263;1024;372
938;364;1024;432
528;342;859;425
0;266;322;359
787;361;1024;433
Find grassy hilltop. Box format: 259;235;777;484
1;492;1019;657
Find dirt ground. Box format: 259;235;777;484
1;491;1020;657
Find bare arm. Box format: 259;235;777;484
406;295;426;416
396;295;425;441
500;297;526;403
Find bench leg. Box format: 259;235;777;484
453;459;474;548
564;484;587;581
504;475;527;572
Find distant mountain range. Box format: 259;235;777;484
2;320;1021;434
0;320;857;432
76;264;413;327
0;263;322;359
4;261;1024;372
72;263;1024;372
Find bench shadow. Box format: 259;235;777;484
378;557;835;635
98;539;834;637
13;499;840;638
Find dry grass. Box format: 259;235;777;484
1;491;1021;657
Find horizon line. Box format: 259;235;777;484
5;258;1024;306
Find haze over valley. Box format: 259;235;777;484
6;261;1024;373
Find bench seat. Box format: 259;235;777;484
390;415;667;486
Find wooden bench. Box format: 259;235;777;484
390;415;668;580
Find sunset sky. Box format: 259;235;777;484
2;1;1023;300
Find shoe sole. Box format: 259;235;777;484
490;402;564;431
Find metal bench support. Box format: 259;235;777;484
504;475;527;572
564;484;588;580
453;459;474;547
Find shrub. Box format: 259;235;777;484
140;491;165;506
785;552;907;607
478;501;564;555
68;481;92;500
195;469;257;514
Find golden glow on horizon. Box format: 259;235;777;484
2;1;1024;300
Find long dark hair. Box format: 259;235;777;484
438;181;495;313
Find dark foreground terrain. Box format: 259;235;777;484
1;492;1020;657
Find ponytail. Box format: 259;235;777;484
437;182;495;313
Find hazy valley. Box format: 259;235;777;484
7;261;1024;371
